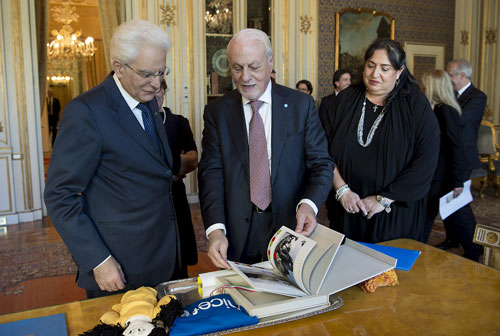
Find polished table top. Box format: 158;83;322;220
1;239;499;335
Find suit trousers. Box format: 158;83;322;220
239;207;274;264
440;170;481;261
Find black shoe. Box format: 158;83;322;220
435;240;459;250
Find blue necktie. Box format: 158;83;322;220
137;103;160;149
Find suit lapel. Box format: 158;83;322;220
458;84;474;105
225;91;250;176
103;74;171;167
271;84;289;186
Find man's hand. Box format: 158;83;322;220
295;203;317;236
93;256;126;292
207;229;231;270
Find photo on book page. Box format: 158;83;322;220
227;260;307;297
267;226;317;292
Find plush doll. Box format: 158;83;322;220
80;287;184;336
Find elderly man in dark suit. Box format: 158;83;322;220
44;20;181;298
439;59;487;261
198;29;333;269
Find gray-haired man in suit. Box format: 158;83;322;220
44;20;182;297
439;59;486;261
198;29;333;269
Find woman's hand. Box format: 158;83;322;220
362;196;385;219
339;190;367;216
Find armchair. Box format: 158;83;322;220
477;120;500;197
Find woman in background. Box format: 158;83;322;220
324;38;440;243
296;79;313;95
421;70;468;243
156;80;198;277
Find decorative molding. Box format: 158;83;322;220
460;30;469;45
49;0;98;6
485;28;497;44
299;15;312;34
160;3;176;27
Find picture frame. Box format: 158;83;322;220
335;8;395;82
404;42;445;80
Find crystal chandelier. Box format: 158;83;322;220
205;0;233;34
47;1;95;60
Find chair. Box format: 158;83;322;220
477;120;500;197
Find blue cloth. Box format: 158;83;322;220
169;294;258;336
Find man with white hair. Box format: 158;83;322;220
198;29;333;269
45;20;182;297
439;58;486;261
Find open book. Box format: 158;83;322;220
228;225;344;297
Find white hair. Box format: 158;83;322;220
228;28;272;60
450;58;472;79
110;20;172;66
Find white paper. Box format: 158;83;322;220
439;179;473;220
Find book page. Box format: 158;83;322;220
227;261;307;297
267;226;317;293
303;224;344;294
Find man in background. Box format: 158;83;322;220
440;58;486;261
47;88;61;145
44;20;181;298
319;69;351;129
198;29;333;269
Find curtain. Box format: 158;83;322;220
35;0;48;106
82;40;107;91
97;0;122;72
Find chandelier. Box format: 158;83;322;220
205;0;233;34
47;1;95;60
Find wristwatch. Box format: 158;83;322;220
376;195;392;213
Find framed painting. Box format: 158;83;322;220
336;8;395;82
404;42;445;80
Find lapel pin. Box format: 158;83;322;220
284;104;288;108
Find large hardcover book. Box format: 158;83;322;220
221;225;396;318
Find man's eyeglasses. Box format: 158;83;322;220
125;64;170;80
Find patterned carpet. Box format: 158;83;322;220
0;184;497;295
0;242;77;294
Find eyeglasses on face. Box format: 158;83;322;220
124;63;170;80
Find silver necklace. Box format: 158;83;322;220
357;95;386;147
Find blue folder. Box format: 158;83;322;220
359;242;421;271
0;313;67;336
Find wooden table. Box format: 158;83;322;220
1;239;499;335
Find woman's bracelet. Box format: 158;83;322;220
335;184;350;201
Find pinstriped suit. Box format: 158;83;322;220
44;73;179;290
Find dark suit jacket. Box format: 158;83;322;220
44;73;179;290
432;103;468;187
318;93;336;130
457;84;486;170
48;97;61;125
198;83;334;261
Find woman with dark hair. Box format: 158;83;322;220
323;38;440;243
156;80;199;277
296;79;313;95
